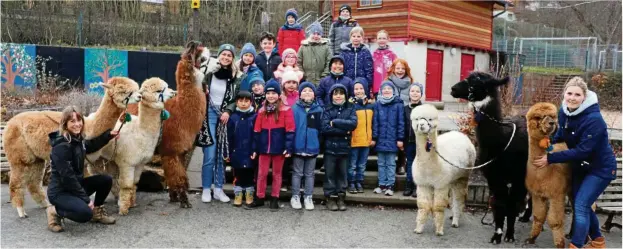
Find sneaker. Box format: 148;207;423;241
320;165;325;172
304;195;314;210
280;187;288;192
356;182;364;193
244;198;264;210
337;193;347;211
233;192;243;207
213;188;230;203
373;186;384;194
326;196;338;211
201;188;212;203
385;188;394;196
290;195;302;210
348;183;357;194
269;197;280;211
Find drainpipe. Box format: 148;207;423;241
493;3;508;18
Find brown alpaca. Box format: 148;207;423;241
524;102;570;248
3;77;142;218
126;41;208;208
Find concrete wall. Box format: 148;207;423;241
369;41;490;102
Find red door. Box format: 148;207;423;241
425;49;443;101
460;54;475;80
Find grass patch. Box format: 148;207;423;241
523;66;584;75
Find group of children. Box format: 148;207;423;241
208;4;426;211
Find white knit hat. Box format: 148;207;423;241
281;69;300;85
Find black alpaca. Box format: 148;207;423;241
451;72;529;244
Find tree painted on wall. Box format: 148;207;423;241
1;43;36;91
84;48;128;95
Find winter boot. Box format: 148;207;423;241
348;182;357;194
337;193;347;211
245;190;254;206
397;151;406;175
91;206;116;224
326;196;339;211
403;182;414;196
586;237;606;248
269;197;280;212
46;206;64;232
244;198;264;210
233;192;243;207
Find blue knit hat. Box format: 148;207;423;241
353;77;369;95
285;8;298;21
218;43;235;57
298;81;316;93
265;79;281;95
307;22;324;37
240;43;257;60
250;76;265;88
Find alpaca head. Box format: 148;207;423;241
411;104;439;135
138;77;177;110
99;77;142;109
526;102;559;140
182;40;211;86
450;72;510;108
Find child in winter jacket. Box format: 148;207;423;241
247;80;295;211
329;4;359;55
280;69;300;107
226;91;258;207
256;32;282;82
238;43;265;92
298;21;332;86
316;55;353;107
251;78;266;112
341;27;373;97
372;81;404;196
387;58;415;105
322;84;358;211
347;78;374;194
290;82;322;210
274;48;304;82
372;30;398;95
277;8;306;56
402;82;424;197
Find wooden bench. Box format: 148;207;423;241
597;158;622;232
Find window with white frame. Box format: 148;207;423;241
359;0;382;7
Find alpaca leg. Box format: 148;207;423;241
525;195;547;244
162;153;191;208
433;187;450;236
117;165;134;215
414;185;433;234
9;161;28;218
131;164;144;208
25;160;50;208
105;163;121;200
505;184;526;242
490;187;508;244
451;177;468;228
548;196;566;248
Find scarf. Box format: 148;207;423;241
265;102;277;113
331;71;344;77
389;74;411;90
377;94;396;105
332;99;345;106
283;22;303;30
339;16;350;22
354;96;367;105
236;106;254;113
377;45;389;50
297;98;314;108
214;67;233;80
409;101;422;109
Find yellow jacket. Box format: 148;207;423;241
350;97;374;147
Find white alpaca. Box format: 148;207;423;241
411;104;475;236
88;77;177;215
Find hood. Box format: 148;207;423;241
340;42;370;52
353;77;369;95
329;55;345;66
378;81;400;103
562;90;599;116
301;37;329;45
329;83;349;99
298;81;316;93
48;131;77;147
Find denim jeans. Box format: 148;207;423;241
49;175;112;223
404;143;416;184
377;152;397;187
292;156;316;196
570;174;611;247
233;168;255;194
323;154;348;197
348;147;369;183
201;105;225;189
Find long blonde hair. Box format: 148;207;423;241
59;106;85;142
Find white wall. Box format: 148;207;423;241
367;41;490;102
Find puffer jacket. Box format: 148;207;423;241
256;51;282;82
47;130;115;203
328;18;359;55
340;43;374;96
292;98;323;156
297;38;332;85
277;24;306;56
373;83;405;152
372;47;398;94
548;91;617;180
227;110;257;169
316;72;353;107
253;104;296;155
239;64;264;92
350;78;374;147
404;101;423;144
321;84;358;155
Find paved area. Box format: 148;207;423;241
2;185;621;248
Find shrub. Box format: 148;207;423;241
57;89;103;116
588;71;622;111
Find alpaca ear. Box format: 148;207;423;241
98;82;113;89
494;77;510;86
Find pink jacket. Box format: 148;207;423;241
372;48;398;94
281;90;300;107
273;64;304;81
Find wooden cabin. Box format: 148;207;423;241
332;0;511;102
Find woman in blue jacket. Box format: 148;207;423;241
535;77;617;248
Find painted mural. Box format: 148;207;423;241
84;48;128;95
1;43;37;90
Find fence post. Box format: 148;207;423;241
76;11;84;47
